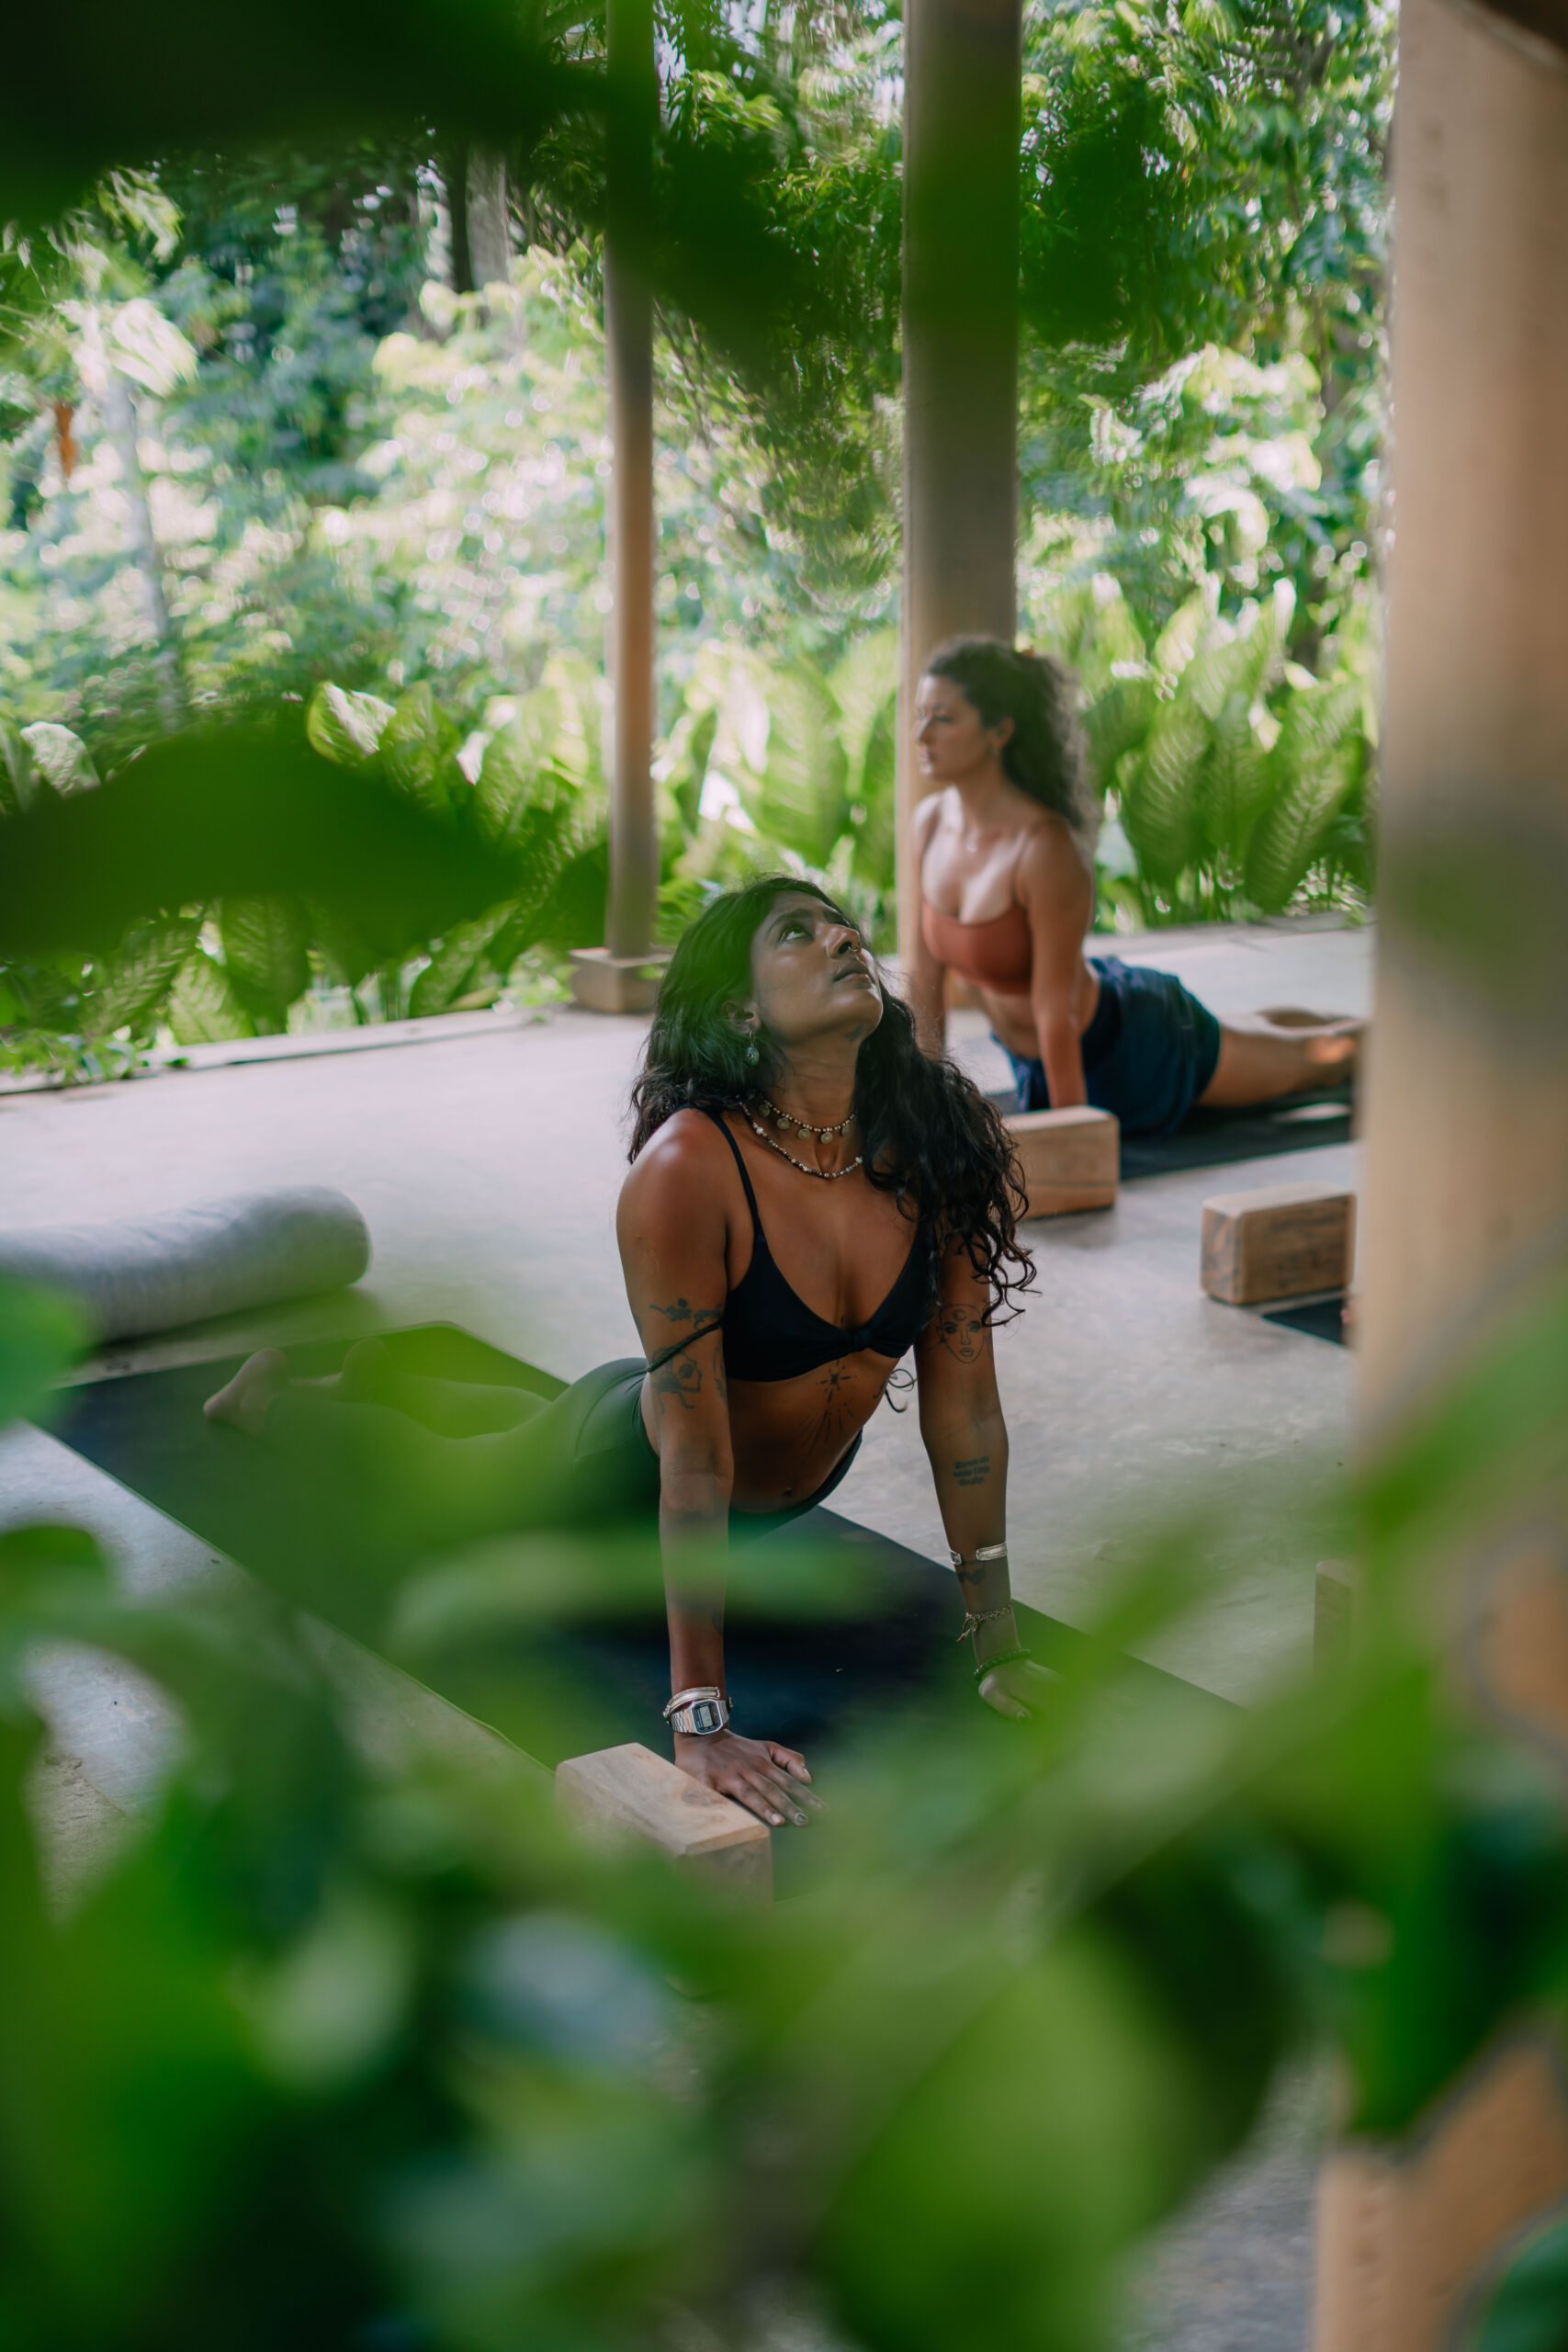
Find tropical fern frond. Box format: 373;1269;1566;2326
1120;697;1210;889
1200;693;1270;872
743;662;849;868
1083;672;1156;788
1245;678;1364;910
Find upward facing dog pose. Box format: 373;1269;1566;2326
908;636;1363;1139
207;876;1053;1829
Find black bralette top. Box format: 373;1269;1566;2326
677;1108;933;1383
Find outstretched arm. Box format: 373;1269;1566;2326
616;1123;816;1827
1018;827;1094;1109
913;1238;1055;1719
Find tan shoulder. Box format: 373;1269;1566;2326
1014;809;1094;899
910;787;950;849
619;1108;739;1221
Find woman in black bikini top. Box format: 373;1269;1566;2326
207;876;1050;1831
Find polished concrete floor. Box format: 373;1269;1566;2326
0;914;1370;2348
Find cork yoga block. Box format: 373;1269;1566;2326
556;1741;773;1901
1004;1107;1120;1218
1201;1182;1356;1306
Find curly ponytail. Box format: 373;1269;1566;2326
924;636;1096;845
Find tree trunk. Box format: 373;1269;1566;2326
98;366;183;733
1314;0;1568;2341
446;140;475;295
896;0;1021;962
466;149;512;298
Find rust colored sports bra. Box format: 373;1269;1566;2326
919;824;1038;995
919;898;1033;995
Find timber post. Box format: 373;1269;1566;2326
1314;0;1568;2339
896;0;1022;966
570;0;669;1014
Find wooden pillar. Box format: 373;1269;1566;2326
896;0;1021;963
1314;0;1568;2339
570;0;666;1012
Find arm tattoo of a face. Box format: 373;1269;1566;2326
936;1304;985;1363
953;1453;991;1488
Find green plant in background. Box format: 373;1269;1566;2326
1036;571;1375;929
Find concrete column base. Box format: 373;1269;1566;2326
568;946;671;1014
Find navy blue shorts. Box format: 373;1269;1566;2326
1003;956;1223;1140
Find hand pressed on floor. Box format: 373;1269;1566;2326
977;1655;1061;1721
674;1727;821;1828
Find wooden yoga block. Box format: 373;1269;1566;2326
556;1741;773;1901
1200;1181;1355;1306
1004;1106;1119;1218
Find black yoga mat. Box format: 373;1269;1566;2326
1262;1292;1349;1346
1120;1088;1353;1178
987;1085;1353;1178
47;1325;1224;1795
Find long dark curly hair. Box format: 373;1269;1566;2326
628;876;1034;1321
925;635;1096;842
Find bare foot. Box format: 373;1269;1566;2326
204;1348;291;1435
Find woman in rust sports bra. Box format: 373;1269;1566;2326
908;636;1361;1137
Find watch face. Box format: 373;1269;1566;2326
690;1698;724;1734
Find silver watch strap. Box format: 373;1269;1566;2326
663;1685;731;1736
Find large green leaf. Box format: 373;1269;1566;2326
0;1275;85;1428
829;628;899;797
1083;673;1156;787
21;721;97;797
1198;694;1270;871
1152;592;1209;684
378;684;465;819
165;949;256;1045
1244;678;1364;911
305;683;395;767
0;720;38;817
85;912;203;1039
407;908;512;1018
742;662;849;868
217;896;312;1027
666;705;717;842
1119;697;1210;890
1073;586;1146;699
851;692;898;891
472;694;567;844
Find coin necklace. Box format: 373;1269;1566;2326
759;1093;856;1140
744;1105;863;1181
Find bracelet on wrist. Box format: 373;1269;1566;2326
974;1644;1032;1684
956;1602;1015;1646
950;1540;1009;1570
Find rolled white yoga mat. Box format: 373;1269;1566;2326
0;1187;372;1342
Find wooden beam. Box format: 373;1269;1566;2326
896;0;1022;965
1315;0;1568;2335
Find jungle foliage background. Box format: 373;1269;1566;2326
0;0;1390;1075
